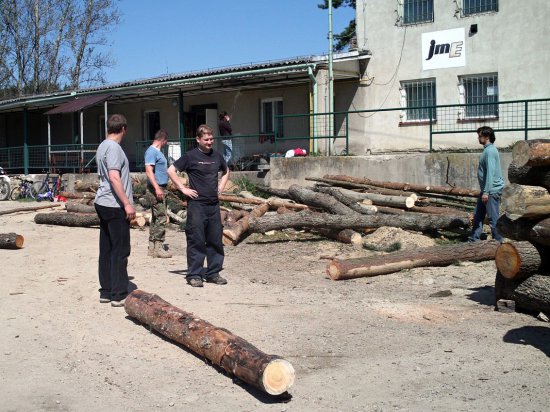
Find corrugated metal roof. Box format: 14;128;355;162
44;94;111;114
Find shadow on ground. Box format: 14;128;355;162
503;326;550;358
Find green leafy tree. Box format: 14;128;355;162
318;0;356;52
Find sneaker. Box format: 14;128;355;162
111;299;126;307
99;297;111;303
187;278;204;287
204;275;227;285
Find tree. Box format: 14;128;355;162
318;0;356;52
0;0;119;98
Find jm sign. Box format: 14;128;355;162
422;28;466;70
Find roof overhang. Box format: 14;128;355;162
44;94;111;115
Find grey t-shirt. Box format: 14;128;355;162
94;139;133;208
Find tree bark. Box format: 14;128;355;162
73;180;98;192
266;197;309;211
313;186;377;215
288;184;358;215
508;162;550;190
34;212;99;227
58;191;96;199
314;228;363;245
495;272;550;314
408;205;470;216
65;202;96;214
501;184;550;218
0;203;62;216
323;175;480;197
327;240;499;280
223;203;270;245
497;215;550;247
249;210;470;233
0;233;24;249
495;241;549;280
314;184;414;208
512;139;550;168
124;290;295;395
306;176;418;198
256;186;291;199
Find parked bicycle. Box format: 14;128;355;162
10;175;38;200
34;172;65;202
0;167;10;201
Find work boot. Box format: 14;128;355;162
153;241;172;258
148;240;155;257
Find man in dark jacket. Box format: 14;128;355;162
218;111;232;166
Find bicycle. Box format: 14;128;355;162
0;167;10;201
34;172;64;202
10;175;38;200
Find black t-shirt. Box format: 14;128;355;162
173;148;227;204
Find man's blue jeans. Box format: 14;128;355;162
469;193;503;242
222;139;232;164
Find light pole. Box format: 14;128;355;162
328;0;334;154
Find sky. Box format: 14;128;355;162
102;0;356;84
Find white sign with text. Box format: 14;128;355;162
422;28;466;70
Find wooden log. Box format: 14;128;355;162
408;205;470;216
288;184;358;215
327;240;499;280
125;290;295;395
501;184;550;218
495;272;550;314
0;203;62;216
512;139;550;168
249;210;470;233
218;194;265;205
58;191;96;199
0;233;24;249
256;185;291;199
314;184;414;209
73;180;98;192
508;162;550;190
223;203;270;245
65;202;96;214
266;197;309;211
495;241;549;280
129;215;147;228
496;215;550;247
314;228;363;245
323;174;480;197
34;212;100;227
306;176;418;198
313;186;377;215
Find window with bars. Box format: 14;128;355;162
401;0;434;25
459;74;498;118
400;79;436;122
260;98;284;136
462;0;498;16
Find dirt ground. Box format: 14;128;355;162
1;200;549;412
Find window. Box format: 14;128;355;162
400;79;436;122
462;0;498;16
459;74;498;119
260;98;283;135
401;0;434;25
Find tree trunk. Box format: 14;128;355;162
323;175;480;197
512;139;550;168
306;176;418;198
73;180;98;192
249;210;470;233
327;240;499;280
223;203;270;245
507;162;550;190
496;215;550;247
501;184;550;218
0;203;62;216
266;197;309;211
408;205;470;216
0;233;24;249
256;186;290;199
34;212;99;227
124;290;295;395
288;184;357;215
313;186;377;215
314;228;363;245
495;272;550;314
58;191;96;199
495;241;550;280
314;184;414;209
65;202;96;214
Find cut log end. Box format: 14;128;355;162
0;233;24;249
495;243;521;279
262;359;295;395
326;262;341;280
512;141;531;168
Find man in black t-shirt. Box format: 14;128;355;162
167;124;230;287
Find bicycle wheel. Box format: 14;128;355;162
27;184;38;199
34;180;49;196
0;181;10;201
10;186;21;200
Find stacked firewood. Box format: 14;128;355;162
495;139;550;316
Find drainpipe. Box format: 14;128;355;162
178;90;185;153
308;66;318;154
23;108;29;174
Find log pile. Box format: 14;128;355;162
495;139;550;316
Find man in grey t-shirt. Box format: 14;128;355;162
94;114;135;307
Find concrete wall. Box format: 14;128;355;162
268;152;512;191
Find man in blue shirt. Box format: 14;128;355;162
468;126;504;242
144;129;172;258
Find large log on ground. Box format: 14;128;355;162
0;203;62;216
512;139;550;168
313;228;363;244
314;185;415;209
495;241;549;280
288;184;357;215
223;203;269;245
58;191;96;199
323;175;480;197
0;233;24;249
327;240;499;280
125;290;295;395
249;210;470;233
34;212;100;227
306;176;418;198
495;272;550;314
266;197;309;211
65;202;96;214
508;162;550;190
73;180;98;192
496;215;550;247
313;186;377;215
501;184;550;218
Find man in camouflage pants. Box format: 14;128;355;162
144;129;172;258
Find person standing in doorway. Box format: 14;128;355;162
218;111;232;166
167;124;230;287
144;128;172;258
468;126;504;242
94;114;135;307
